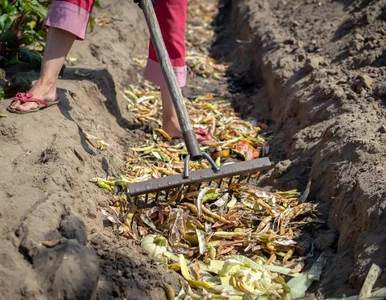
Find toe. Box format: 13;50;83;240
16;102;38;112
15;104;27;112
11;100;20;108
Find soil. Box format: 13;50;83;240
0;0;385;299
0;1;182;299
213;0;386;297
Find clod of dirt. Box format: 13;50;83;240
377;126;386;134
314;69;328;80
34;239;99;300
38;148;59;164
304;56;325;73
348;40;364;55
295;239;312;257
354;33;365;42
354;74;373;92
314;230;338;251
0;124;17;137
59;212;87;246
272;159;292;179
374;83;386;97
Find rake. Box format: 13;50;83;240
128;0;273;202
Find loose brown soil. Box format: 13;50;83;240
0;1;181;299
0;0;385;299
214;0;386;297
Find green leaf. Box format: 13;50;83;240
35;29;47;41
0;87;5;100
203;192;219;202
14;74;32;91
0;14;12;31
88;15;95;32
18;29;40;45
151;151;162;160
0;31;18;49
23;0;49;19
5;73;32;97
7;57;20;65
0;56;9;68
20;48;42;69
26;20;37;30
94;0;102;8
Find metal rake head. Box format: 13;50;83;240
127;156;273;205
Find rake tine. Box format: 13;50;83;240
218;178;223;188
246;173;252;183
208;181;212;186
237;175;243;183
186;185;191;193
228;176;234;187
229;182;235;198
183;155;191;179
145;193;149;203
165;188;170;201
176;184;184;202
155;191;159;202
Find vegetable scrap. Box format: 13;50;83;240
185;0;226;81
94;15;118;27
85;132;109;150
141;234;168;259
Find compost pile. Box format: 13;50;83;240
90;1;321;299
92;79;320;297
93;86;319;299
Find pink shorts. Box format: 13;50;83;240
45;0;187;87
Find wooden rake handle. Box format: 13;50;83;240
139;0;202;160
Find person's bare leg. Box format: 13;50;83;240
161;86;182;138
11;27;76;112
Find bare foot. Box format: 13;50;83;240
162;113;182;138
10;27;75;112
10;79;57;112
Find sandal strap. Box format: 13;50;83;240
11;93;48;105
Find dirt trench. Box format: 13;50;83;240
214;0;386;297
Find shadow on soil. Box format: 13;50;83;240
63;67;130;130
209;0;346;297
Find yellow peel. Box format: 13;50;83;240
188;279;215;290
163;282;175;300
154;128;172;141
179;254;193;281
131;144;155;152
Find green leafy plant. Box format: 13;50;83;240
0;0;51;97
0;0;102;99
0;0;50;69
88;0;101;32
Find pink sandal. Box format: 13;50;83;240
7;92;59;114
